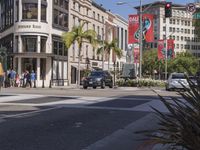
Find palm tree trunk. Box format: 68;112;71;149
77;47;81;88
102;52;104;70
108;54;110;70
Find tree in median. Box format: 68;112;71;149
97;39;122;70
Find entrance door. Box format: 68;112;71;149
71;66;76;84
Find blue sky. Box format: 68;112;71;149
94;0;196;19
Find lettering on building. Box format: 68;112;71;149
18;24;41;29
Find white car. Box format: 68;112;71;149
166;73;189;91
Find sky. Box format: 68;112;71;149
94;0;196;19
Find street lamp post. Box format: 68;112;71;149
139;0;143;78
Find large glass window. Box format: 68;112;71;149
52;38;67;56
22;3;38;20
59;43;63;55
41;5;46;21
53;41;58;55
41;37;47;53
0;0;14;31
16;1;19;22
22;36;37;52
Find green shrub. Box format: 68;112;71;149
116;78;165;87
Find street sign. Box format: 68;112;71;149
187;3;196;13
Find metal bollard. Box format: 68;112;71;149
49;80;52;88
34;80;36;88
42;79;45;88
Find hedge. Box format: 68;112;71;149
116;79;165;87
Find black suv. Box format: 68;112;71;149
83;71;113;89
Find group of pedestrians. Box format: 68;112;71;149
6;69;36;88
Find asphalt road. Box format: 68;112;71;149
0;87;181;150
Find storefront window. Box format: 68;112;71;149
22;3;38;20
40;58;46;80
21;58;37;74
40;37;47;53
22;36;37;52
41;5;46;21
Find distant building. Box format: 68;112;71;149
135;1;200;57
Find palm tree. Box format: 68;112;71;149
97;39;122;70
62;22;97;86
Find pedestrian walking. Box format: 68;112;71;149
15;73;20;87
9;69;16;87
25;71;31;88
30;70;36;88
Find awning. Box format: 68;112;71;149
71;64;87;70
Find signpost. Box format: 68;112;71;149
187;3;196;13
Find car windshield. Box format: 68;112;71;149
89;71;103;77
172;74;185;79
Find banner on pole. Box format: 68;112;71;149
167;39;175;59
158;40;165;60
157;39;175;60
128;14;154;44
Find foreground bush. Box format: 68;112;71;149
116;78;165;87
138;77;200;150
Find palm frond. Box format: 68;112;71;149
96;47;104;55
62;32;76;48
136;77;200;149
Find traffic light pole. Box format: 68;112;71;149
139;0;143;78
165;19;168;80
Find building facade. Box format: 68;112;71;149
0;0;128;86
135;2;200;57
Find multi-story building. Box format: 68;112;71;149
0;0;69;87
135;1;200;57
0;0;128;86
114;14;128;71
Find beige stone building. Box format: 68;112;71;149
0;0;128;86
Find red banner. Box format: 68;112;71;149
158;40;165;60
157;39;175;60
167;39;175;59
128;15;139;44
143;14;154;42
133;44;140;63
128;14;154;44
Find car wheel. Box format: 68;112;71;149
101;81;105;89
93;86;97;89
83;86;88;89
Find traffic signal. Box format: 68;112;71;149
165;2;172;18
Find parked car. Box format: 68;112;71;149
83;71;113;89
166;72;189;91
188;76;198;87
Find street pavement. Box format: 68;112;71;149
0;87;182;150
